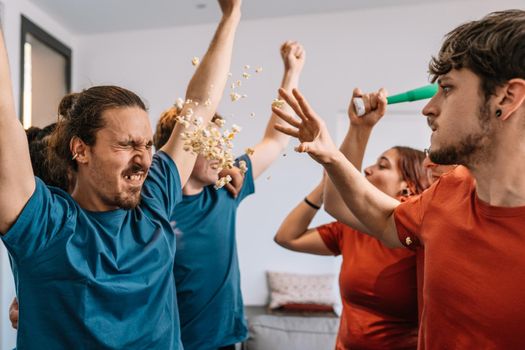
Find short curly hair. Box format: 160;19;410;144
429;9;525;99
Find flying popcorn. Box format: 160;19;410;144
242;72;251;79
214;118;225;128
245;147;255;156
238;160;248;175
176;115;191;128
272;99;285;109
179;115;242;190
244;64;250;70
175;98;184;110
214;175;232;190
230;92;241;102
232;124;241;133
255;67;263;73
192;57;200;66
192;116;203;127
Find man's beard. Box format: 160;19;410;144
429;101;494;166
114;187;142;209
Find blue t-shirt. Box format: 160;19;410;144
173;155;255;350
2;151;184;349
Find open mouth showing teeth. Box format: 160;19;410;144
123;174;143;181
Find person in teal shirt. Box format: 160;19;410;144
153;40;306;350
0;1;242;348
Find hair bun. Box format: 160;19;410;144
57;92;80;120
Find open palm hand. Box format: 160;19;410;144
272;88;339;164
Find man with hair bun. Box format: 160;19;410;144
272;9;525;349
0;0;241;348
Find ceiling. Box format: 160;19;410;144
27;0;454;35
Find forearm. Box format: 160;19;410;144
274;184;322;245
250;66;302;178
324;151;399;242
261;68;301;148
324;125;372;229
341;125;372;171
274;183;331;255
185;11;240;115
161;9;240;185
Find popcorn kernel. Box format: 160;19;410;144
272;99;285;109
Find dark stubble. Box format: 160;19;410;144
429;100;494;166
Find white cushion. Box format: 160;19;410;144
266;271;336;309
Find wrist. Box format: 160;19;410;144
348;125;372;142
323;150;346;167
284;67;302;78
281;70;300;88
348;123;373;132
222;9;241;23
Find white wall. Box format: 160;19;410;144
1;1;523;348
0;0;77;349
75;0;523;306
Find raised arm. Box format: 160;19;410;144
160;0;241;186
272;88;403;248
324;88;394;232
249;41;305;179
274;180;332;255
0;31;35;234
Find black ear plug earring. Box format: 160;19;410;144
496;109;502;117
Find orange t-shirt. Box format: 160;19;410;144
318;221;418;350
395;165;525;349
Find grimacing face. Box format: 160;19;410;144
423;68;496;167
82;106;153;210
364;148;406;199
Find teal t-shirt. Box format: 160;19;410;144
3;151;184;349
173;155;255;350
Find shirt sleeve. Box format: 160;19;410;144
1;178;75;261
235;154;255;204
141;151;183;218
394;192;428;250
316;221;345;256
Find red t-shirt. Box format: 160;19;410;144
395;165;525;349
318;221;418;350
